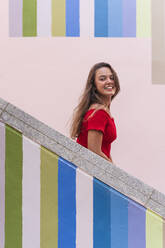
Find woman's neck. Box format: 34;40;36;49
102;96;111;110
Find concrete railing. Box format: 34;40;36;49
0;97;165;217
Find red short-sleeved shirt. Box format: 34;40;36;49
77;109;117;158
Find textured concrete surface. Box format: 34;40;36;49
0;98;8;110
145;199;165;218
151;190;165;206
5;103;81;153
0;97;165;218
0;109;3;116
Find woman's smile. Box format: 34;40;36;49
104;85;114;90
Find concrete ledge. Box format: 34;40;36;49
5;103;81;153
151;190;165;206
146;199;165;218
0;109;3;116
0;98;8;110
0;97;165;218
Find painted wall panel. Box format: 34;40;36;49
23;0;37;36
111;189;128;248
66;0;80;37
52;0;66;36
93;178;111;248
0;123;5;248
76;169;93;248
137;0;151;37
9;0;22;37
123;0;136;37
37;0;51;36
146;209;163;248
58;158;76;248
40;147;58;248
95;0;108;37
128;200;146;248
5;125;22;248
23;136;40;248
80;0;94;37
152;0;165;84
108;0;123;37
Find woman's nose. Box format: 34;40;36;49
107;77;112;83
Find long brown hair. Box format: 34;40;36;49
70;62;120;139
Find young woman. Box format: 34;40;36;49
70;62;120;163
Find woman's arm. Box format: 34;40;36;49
87;130;113;163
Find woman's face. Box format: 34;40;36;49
94;67;116;97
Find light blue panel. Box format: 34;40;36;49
66;0;80;36
110;188;128;248
58;157;76;248
108;0;123;37
93;178;111;248
95;0;108;37
123;0;136;37
128;199;146;248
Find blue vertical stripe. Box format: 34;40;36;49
95;0;108;37
108;0;123;37
58;157;76;248
93;178;111;248
123;0;136;37
66;0;80;36
110;188;128;248
128;200;146;248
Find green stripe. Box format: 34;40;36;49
23;0;37;36
136;0;151;37
52;0;66;36
40;147;58;248
5;125;22;248
146;209;163;248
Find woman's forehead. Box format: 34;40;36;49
96;67;112;76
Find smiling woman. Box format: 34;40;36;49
70;62;120;164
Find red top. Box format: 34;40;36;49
77;109;117;158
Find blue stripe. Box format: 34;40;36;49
58;157;76;248
128;200;146;248
93;178;111;248
95;0;108;37
108;0;123;37
66;0;80;36
123;0;136;37
110;188;128;248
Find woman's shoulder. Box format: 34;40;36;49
88;103;106;111
86;104;111;119
88;104;110;116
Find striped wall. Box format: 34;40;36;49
0;121;164;248
95;0;151;37
9;0;151;37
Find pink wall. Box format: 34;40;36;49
0;2;165;193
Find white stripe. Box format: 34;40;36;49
76;168;93;248
0;122;5;248
23;136;40;248
80;0;94;37
37;0;51;36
